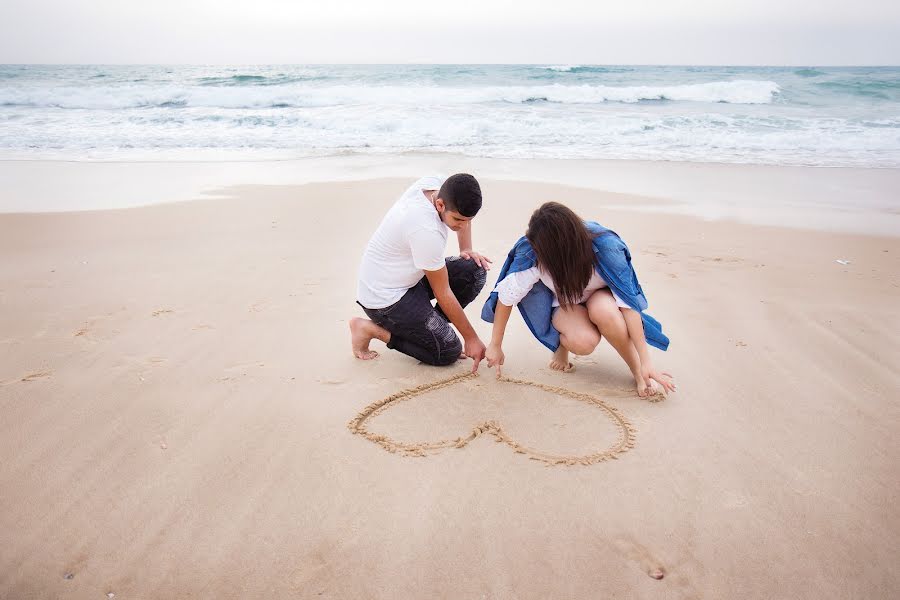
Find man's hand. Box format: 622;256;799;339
485;342;505;377
464;336;487;373
459;250;492;271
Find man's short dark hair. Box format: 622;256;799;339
439;174;482;218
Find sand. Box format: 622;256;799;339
1;174;899;598
348;372;641;466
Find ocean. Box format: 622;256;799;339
1;64;899;167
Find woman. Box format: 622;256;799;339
482;202;675;397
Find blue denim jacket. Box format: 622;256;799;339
481;221;669;352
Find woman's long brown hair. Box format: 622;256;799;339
526;202;597;308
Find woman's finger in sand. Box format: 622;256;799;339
653;372;676;392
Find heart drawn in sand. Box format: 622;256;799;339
348;372;644;466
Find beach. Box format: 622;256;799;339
1;163;898;598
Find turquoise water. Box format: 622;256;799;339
1;64;898;166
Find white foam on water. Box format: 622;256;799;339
0;80;781;109
1;65;898;167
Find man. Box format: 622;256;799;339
350;174;491;371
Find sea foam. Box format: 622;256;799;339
0;64;897;166
0;80;780;109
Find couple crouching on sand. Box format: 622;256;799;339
350;174;675;397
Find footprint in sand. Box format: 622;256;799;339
61;551;88;582
73;310;124;341
613;536;667;580
693;254;743;265
644;250;670;258
612;536;706;593
348;372;656;467
21;370;52;382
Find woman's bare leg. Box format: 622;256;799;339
585;290;655;395
550;304;601;372
549;345;572;372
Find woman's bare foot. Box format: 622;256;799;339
549;345;575;373
349;317;384;360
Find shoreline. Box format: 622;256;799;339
5;153;900;168
1;155;899;236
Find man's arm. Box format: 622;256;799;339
457;223;473;253
456;222;492;270
424;266;485;372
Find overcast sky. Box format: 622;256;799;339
2;0;899;65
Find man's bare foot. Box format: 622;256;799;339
549;345;575;373
350;317;382;360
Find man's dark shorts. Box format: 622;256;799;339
359;256;487;366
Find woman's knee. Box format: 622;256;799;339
564;330;601;355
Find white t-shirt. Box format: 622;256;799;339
495;265;630;309
357;175;449;309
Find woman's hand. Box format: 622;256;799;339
486;343;505;377
640;363;676;396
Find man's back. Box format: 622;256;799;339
357;176;447;309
